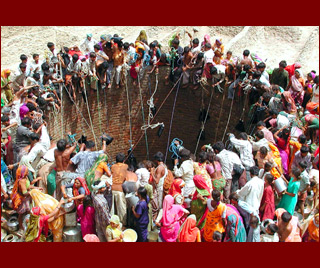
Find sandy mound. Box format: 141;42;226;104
1;26;319;75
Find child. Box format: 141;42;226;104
297;161;310;220
260;223;279;242
258;162;273;180
106;215;123;242
247;215;260;242
132;187;149;242
259;174;275;221
212;231;223;242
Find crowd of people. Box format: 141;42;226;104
1;28;319;242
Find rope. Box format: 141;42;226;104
96;79;102;134
82;79;99;150
124;69;133;148
194;85;214;155
222;89;235;142
124;74;183;162
164;73;183;163
59;63;64;139
137;73;149;159
214;83;227;142
168;138;183;159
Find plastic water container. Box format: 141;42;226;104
123;229;137;242
274;177;287;194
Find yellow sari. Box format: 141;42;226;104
29;189;64;242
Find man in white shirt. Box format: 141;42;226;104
257;62;270;82
173;148;195;208
213;141;244;203
17;54;31;77
190;38;201;55
12;63;27;92
203;43;214;65
236;166;264;213
80;33;98;55
29;53;42;76
249;130;271;152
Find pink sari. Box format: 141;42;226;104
289;71;304;105
160;195;185;242
77;204;96;238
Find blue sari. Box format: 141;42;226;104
225;214;247;242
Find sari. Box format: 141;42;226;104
275;208;302;242
25;207;50;242
160;195;185;242
276;136;290;175
77;204;96;238
281;91;297;114
73;177;90;207
85;154;108;192
136;30;148;43
168;178;185;205
177;214;201;242
193;162;212;191
201;34;211;47
29;189;64;242
302;214;319;242
190;175;211;229
289;71;305;105
224;213;247;242
1;69;13;103
11;165;31;213
285;63;301;79
277;178;300;215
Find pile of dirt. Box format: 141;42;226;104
1;26;319;76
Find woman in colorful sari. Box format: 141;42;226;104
193;151;212;191
85;154;110;191
202;189;227;242
1;69;13;104
302;72;316;108
77;195;96;238
277;169;301;215
190;175;211;230
11;165;43;230
224;212;247;242
168;178;185;205
201;34;211;50
25;200;65;242
302;213;319;242
29;189;65;242
281;91;297;114
212;38;224;64
285;62;302;80
177;214;201;242
206;152;226;194
136;30;148;44
158;195;189;242
274;127;291;175
287;69;305;105
61;177;90;208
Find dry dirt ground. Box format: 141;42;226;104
1;26;319;76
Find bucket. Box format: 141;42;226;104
125;192;139;208
63;226;82;242
274;177;287;194
147;231;158;242
123;229;137;242
64;211;77;227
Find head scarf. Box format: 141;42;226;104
25;206;49;242
73;177;90;206
83;234;100;242
294;62;301;69
227;214;240;238
136;30;148;43
1;69;11;78
192;175;211;200
204;34;211;45
91;181;106;194
31;206;41;216
215;38;222;45
110;215;120;225
168;178;185;197
307;214;319;242
100;34;107;41
310;72;316;80
162;195;185;227
87;33;92;38
281;91;297;113
177;214;199;242
19;104;29;119
295;68;304;79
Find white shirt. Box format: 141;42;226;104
80;38;98;54
250;138;270;152
260;75;271;87
229;135;255;168
261;70;270;82
276;114;290;129
135;168;150;188
216;149;243;180
43;146;56;162
96;50;108;62
1;172;7;196
260;233;279;242
312;83;319;103
191;45;201;54
236;176;264;212
173;159;195;196
29;60;43;75
67;60;81;73
204;49;214;65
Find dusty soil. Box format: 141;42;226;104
1;26;319;75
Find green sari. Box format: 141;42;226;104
85;154;108;192
190;188;210;230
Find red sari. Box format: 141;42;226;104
73;177;90;207
260;185;275;221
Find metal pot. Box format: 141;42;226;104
125;192;139;208
46;230;53;242
3;234;19;242
64;211;77;227
61;198;75;213
274;177;287;194
63;226;82;242
4;199;13;210
7;216;19;232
